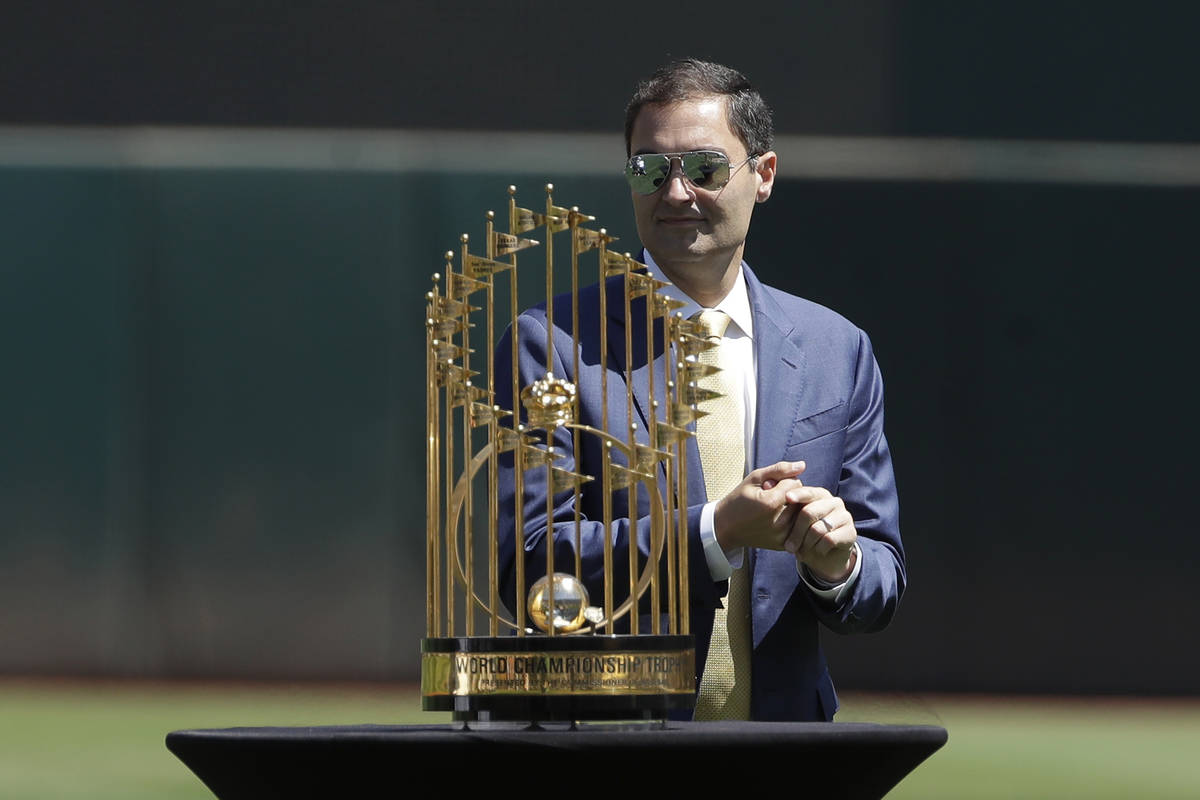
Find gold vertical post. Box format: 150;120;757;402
659;306;678;635
676;316;691;637
569;208;583;584
545;187;556;637
459;235;475;637
442;273;456;636
426;279;440;636
507;186;527;637
622;256;638;636
644;280;661;634
597;238;614;629
484;212;500;636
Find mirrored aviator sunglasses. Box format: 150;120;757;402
625;150;739;195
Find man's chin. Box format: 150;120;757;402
645;232;710;261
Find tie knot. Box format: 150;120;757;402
693;309;731;340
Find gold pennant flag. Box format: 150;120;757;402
677;358;720;382
470;402;510;428
449;272;489;299
679;383;724;405
602;250;632;276
603;251;649;276
549;466;593;493
674;333;717;358
450;383;488;408
493;231;541;256
522;442;566;468
427;317;465;339
434;295;480;318
672;403;710;427
654;422;690;448
652;294;687;317
513;207;568;234
465;253;512;278
672;317;705;339
566;208;596;227
575;228;617;253
437;361;478;386
633;444;669;473
513;207;539;234
495;426;527;453
606;462;654;491
513;208;551;233
545;205;573;233
627;271;670;299
430;340;471;361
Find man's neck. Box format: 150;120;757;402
652;247;745;308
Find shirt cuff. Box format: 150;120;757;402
798;542;862;605
700;500;739;581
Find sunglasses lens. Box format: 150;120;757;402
626;154;672;195
625;152;734;194
680;151;730;190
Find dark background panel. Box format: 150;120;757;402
747;181;1200;693
3;2;1199;141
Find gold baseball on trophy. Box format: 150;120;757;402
527;573;590;633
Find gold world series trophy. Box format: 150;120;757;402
421;184;723;725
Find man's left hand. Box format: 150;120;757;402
781;485;858;583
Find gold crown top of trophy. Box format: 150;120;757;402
420;184;725;724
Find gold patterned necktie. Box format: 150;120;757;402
690;310;752;720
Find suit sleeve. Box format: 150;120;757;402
806;327;906;634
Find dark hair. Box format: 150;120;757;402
624;58;774;157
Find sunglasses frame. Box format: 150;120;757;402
625;150;757;195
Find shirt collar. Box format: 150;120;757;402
641;251;754;339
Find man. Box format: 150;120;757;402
496;58;904;721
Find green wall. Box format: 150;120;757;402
0;166;633;679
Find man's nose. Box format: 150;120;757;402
662;167;695;203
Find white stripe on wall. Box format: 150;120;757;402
2;126;1198;186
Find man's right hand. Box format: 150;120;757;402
712;461;807;552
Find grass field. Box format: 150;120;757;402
2;679;1198;799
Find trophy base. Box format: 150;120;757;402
421;634;695;722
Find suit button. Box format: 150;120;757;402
756;589;769;601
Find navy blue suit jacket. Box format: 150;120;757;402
495;262;905;721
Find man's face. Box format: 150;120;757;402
627;96;774;274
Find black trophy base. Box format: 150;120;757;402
420;633;696;722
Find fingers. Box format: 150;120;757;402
751;461;806;489
782;493;853;557
714;467;808;552
783;484;830;506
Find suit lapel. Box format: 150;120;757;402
745;268;806;469
744;268;809;641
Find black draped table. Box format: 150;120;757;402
167;721;947;799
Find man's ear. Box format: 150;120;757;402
754;151;777;203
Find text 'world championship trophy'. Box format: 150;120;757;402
421;185;725;724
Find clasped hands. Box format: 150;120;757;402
712;461;858;584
